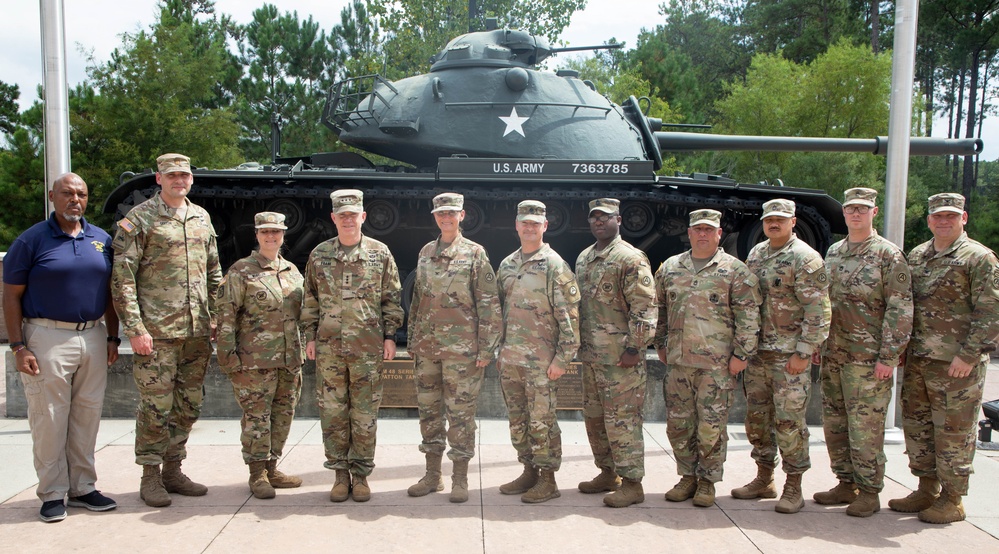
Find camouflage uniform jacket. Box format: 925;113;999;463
497;243;580;368
653;248;761;369
407;234;502;364
111;193;222;339
301;235;404;357
907;232;999;364
746;235;831;356
824;231;912;366
575;235;657;364
216;251;305;371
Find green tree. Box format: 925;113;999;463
85;0;242;181
328;0;383;80
713;40;891;198
741;0;858;63
236;4;337;161
0;128;44;248
629;1;751;126
0;81;19;137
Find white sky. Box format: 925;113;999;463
2;0;995;160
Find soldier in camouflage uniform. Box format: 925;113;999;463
575;198;657;508
216;212;305;500
406;193;502;503
301;189;404;503
654;209;761;508
496;200;580;504
889;193;999;524
815;187;912;518
732;199;830;514
111;153;222;508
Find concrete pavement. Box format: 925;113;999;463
1;369;998;553
1;417;997;553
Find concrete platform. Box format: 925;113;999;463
1;365;997;552
0;420;997;552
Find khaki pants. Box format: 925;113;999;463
21;321;107;501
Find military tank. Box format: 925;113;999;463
104;21;983;296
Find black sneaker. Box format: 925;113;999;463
67;490;118;512
39;500;67;522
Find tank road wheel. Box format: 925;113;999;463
364;200;400;236
620;202;656;239
461;201;485;236
736;218;765;260
544;202;570;237
266;199;306;235
792;206;831;255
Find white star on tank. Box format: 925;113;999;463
499;107;529;137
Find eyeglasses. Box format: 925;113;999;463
844;205;871;214
587;213;617;223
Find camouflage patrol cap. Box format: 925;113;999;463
761;198;795;219
431;192;464;213
588;198;620;214
517;200;546;223
156;153;192;174
254;211;287;230
928;192;965;215
689;209;722;228
843;187;877;207
330;189;364;214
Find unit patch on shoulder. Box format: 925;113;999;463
117;218;136;232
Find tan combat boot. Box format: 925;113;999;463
846;490;880;517
521;470;560;503
162;460;208;496
499;464;538;495
450;459;470;503
248;461;275;499
352;474;371;502
329;470;351;503
664;475;698;502
813;481;858;505
918;490;965;524
266;459;302;488
731;465;777;499
578;467;622;494
692;479;716;508
603;477;645;508
889;476;940;513
408;453;444;497
139;465;171;507
775;473;804;514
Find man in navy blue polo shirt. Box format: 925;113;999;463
3;173;120;523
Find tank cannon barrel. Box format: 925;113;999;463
655;132;984;157
549;43;623;54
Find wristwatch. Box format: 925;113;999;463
108;336;122;345
625;347;639;355
733;353;748;362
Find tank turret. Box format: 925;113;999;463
323;28;980;170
